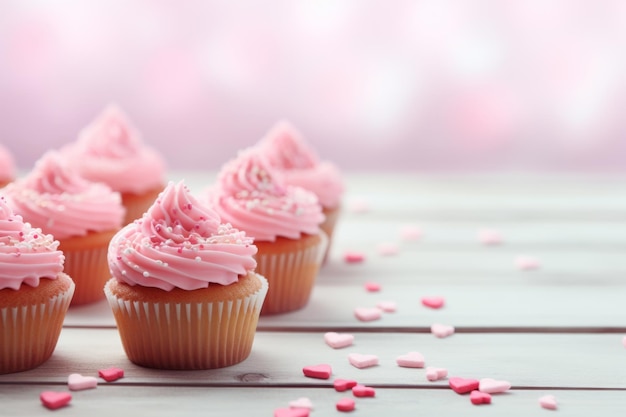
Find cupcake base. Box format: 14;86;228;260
60;230;118;306
0;273;75;375
104;272;268;370
121;186;165;225
255;231;327;315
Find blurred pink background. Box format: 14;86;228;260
1;0;625;172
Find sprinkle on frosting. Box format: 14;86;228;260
257;120;345;208
3;151;125;239
108;180;258;291
206;148;325;242
0;195;64;289
61;104;166;194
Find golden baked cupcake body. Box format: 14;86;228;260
0;144;16;188
0;196;75;374
105;181;268;370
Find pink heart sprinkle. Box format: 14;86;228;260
470;390;492;405
67;373;98;391
40;391;72;410
400;225;422;241
421;296;445;309
98;367;124;382
336;398;356;412
377;242;399;256
539;395;558;410
376;301;397;312
289;397;313;410
354;307;382;322
426;367;448;381
302;364;332;380
348;353;379;369
364;282;381;292
515;255;540;270
478;229;503;245
622;336;626;348
431;323;455;338
348;198;369;213
449;377;480;394
334;379;358;392
274;407;310;417
352;384;376;397
479;378;511;394
396;352;425;368
324;332;354;349
344;251;366;263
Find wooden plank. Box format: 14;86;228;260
1;385;624;417
2;329;624;389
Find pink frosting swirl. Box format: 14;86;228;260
4;151;125;239
108;180;258;291
0;195;64;290
62;104;166;194
0;144;16;184
207;148;325;242
258;121;345;208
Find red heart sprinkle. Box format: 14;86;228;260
344;251;365;263
302;364;332;380
334;379;358;392
40;391;72;410
449;377;480;394
274;407;310;417
470;390;492;405
336;398;356;412
352;384;376;398
98;367;125;382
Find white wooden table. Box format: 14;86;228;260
2;172;626;416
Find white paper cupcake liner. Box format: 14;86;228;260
104;275;268;370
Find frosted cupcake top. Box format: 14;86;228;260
108;180;258;291
4;151;125;239
62;104;166;194
0;144;16;184
0;196;64;290
258;121;345;209
206;148;325;242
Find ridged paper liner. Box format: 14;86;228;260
104;275;269;370
63;243;110;306
0;281;75;375
256;231;328;315
320;205;341;264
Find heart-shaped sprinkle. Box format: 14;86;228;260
348;198;369;213
274;407;310;417
539;395;558;410
98;367;125;382
376;301;397;312
377;242;399;256
478;229;503;245
515;255;540;270
344;251;366;263
622;336;626;348
421;296;445;309
426;367;448;381
449;377;480;394
470;390;492;405
396;352;425;368
68;373;98;391
40;391;72;410
431;323;455;338
479;378;511;394
324;332;354;349
289;397;313;409
334;379;358;392
364;282;381;292
354;307;382;322
302;364;332;379
336;398;356;412
400;225;421;241
352;384;376;398
348;353;379;369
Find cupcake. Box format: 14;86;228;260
257;121;345;262
0;195;75;374
4;151;125;305
104;180;268;370
61;104;167;224
0;144;16;188
206;148;326;315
